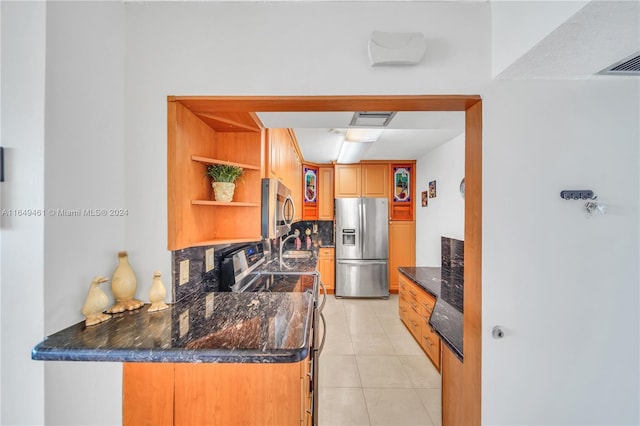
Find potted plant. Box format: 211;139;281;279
206;164;244;202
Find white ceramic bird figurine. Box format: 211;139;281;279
82;276;111;326
148;271;169;312
106;251;144;313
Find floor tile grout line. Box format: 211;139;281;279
321;295;441;426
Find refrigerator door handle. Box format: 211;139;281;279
360;199;366;251
336;259;387;265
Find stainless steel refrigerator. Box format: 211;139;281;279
335;197;389;298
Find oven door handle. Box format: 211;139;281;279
318;311;327;355
318;279;327;314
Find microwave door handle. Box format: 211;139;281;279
283;195;295;227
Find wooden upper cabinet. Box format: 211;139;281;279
335;163;389;198
361;164;389;197
266;128;303;221
318;166;334;220
334;164;361;197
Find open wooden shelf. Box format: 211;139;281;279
191;200;260;207
188;237;264;247
191;156;261;171
168;99;265;250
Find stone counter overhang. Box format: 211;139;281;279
398;266;463;361
32;290;314;364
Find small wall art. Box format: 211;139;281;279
429;180;437;198
421;190;428;207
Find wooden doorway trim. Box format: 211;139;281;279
173;95;482;424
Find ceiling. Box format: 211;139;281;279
257;111;465;164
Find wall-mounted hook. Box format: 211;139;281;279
560;190;594;200
560;190;606;216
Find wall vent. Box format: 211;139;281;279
598;51;640;76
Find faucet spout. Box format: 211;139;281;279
279;233;298;267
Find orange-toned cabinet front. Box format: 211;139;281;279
123;359;311;426
318;166;334;220
398;273;441;372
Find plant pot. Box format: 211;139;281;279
212;181;235;202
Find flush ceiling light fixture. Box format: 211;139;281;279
337;128;385;164
337;140;374;164
345;128;384;142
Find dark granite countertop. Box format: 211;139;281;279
32;291;314;364
398;266;463;361
257;252;319;274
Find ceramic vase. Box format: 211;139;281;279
106;251;144;313
212;181;235;202
148;271;169;312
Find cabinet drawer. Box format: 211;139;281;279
398;272;441;373
420;314;441;371
406;309;422;341
417;291;436;316
399;298;410;325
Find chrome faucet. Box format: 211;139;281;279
279;232;298;268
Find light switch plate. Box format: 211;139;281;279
179;310;189;338
179;259;189;285
205;248;215;272
205;293;215;319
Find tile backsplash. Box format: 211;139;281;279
290;220;334;247
171;220;335;302
171;242;241;303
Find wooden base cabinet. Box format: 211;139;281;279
442;346;464;426
398;273;441;372
388;221;416;293
123;358;312;426
318;247;335;294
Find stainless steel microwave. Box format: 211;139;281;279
261;178;295;239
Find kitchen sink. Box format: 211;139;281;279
281;250;313;259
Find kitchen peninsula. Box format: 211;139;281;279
33;252;322;426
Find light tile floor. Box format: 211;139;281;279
318;294;442;426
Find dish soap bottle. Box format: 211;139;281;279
295;229;302;250
305;228;312;249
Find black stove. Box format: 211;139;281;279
219;242;316;294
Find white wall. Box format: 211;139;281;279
491;0;588;78
0;2;46;424
415;134;465;266
482;79;639;425
43;2;126;424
